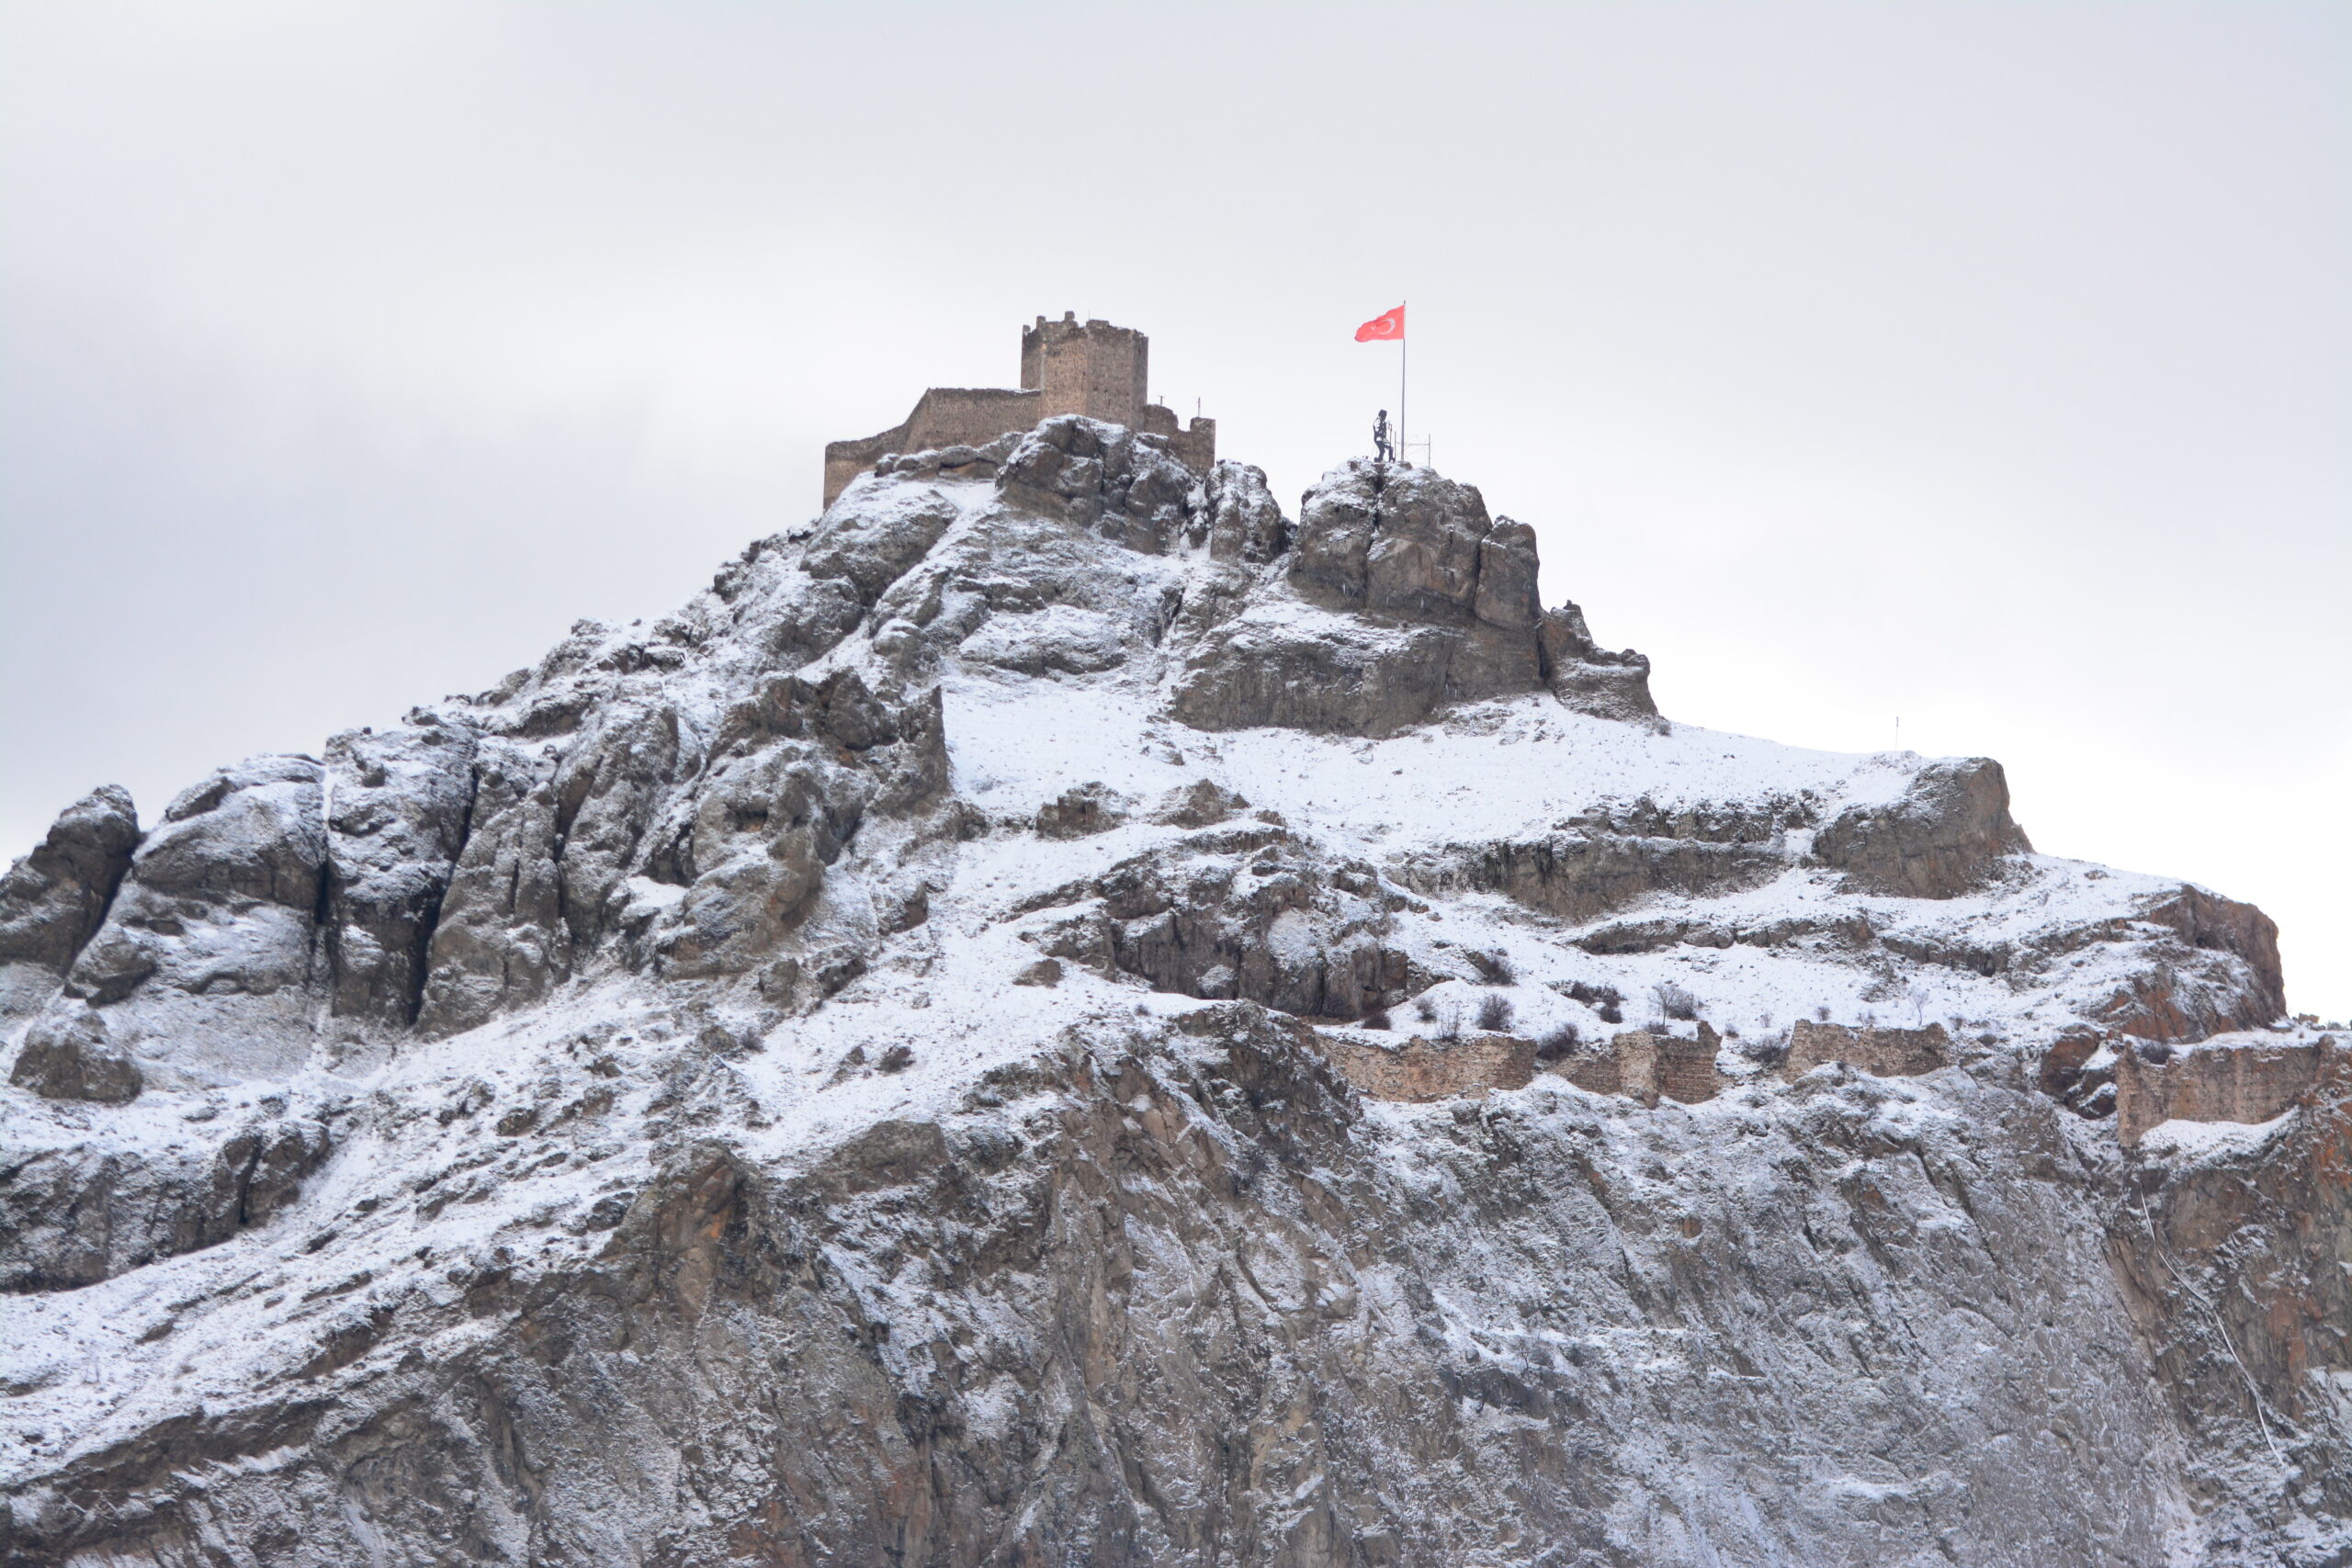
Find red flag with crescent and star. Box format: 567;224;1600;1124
1354;304;1405;342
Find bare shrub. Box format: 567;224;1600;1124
1652;982;1701;1021
1475;994;1516;1032
1740;1030;1790;1068
1362;1009;1391;1031
1598;999;1623;1025
1815;1004;1832;1022
1435;1004;1464;1043
1413;996;1438;1022
1535;1022;1581;1063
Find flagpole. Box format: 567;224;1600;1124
1399;299;1408;463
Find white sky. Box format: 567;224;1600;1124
3;1;2345;1018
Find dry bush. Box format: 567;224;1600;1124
1475;994;1516;1032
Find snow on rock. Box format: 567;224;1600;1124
0;419;2339;1566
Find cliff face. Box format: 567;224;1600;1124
0;415;2338;1567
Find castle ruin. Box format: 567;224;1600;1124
823;314;1216;506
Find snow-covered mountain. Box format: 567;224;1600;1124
3;417;2343;1565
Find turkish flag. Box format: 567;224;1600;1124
1354;305;1405;342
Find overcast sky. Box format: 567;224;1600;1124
3;1;2346;1017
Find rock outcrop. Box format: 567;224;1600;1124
1;1109;332;1292
1814;756;2030;897
0;784;141;998
1172;459;1656;736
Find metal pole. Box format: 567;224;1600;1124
1399;299;1408;462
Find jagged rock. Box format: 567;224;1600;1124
2136;885;2286;1022
1024;828;1416;1017
1148;779;1250;828
0;1111;330;1292
1535;601;1660;724
323;716;479;1023
8;1002;141;1103
1196;460;1286;563
1034;782;1127;838
1814;757;2030;897
414;739;567;1034
1170;459;1652;736
2037;1023;2117;1116
28;756;331;1087
0;784;141;983
802;483;962;602
1403;829;1788;926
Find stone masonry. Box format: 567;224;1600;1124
1783;1019;1952;1079
822;314;1216;506
2114;1032;2341;1147
1558;1025;1724;1106
1315;1030;1535;1103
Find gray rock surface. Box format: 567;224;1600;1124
7;1001;141;1103
323;716;479;1023
1172;458;1657;737
1;1109;331;1292
1815;756;2031;897
0;784;141;987
1023;826;1420;1017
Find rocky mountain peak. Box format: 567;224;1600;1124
0;412;2338;1566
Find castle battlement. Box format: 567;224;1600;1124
823;313;1214;506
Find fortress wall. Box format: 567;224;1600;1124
2114;1034;2336;1147
823;427;909;509
1170;416;1216;475
903;387;1044;455
823;388;1045;507
1561;1027;1722;1105
1317;1030;1535;1102
1785;1020;1951;1079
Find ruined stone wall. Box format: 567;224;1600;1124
1315;1030;1533;1102
1559;1027;1723;1106
2114;1033;2337;1147
1785;1020;1951;1079
823;389;1046;507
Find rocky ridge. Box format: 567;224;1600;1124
0;415;2339;1566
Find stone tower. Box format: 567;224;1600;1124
1019;314;1147;428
